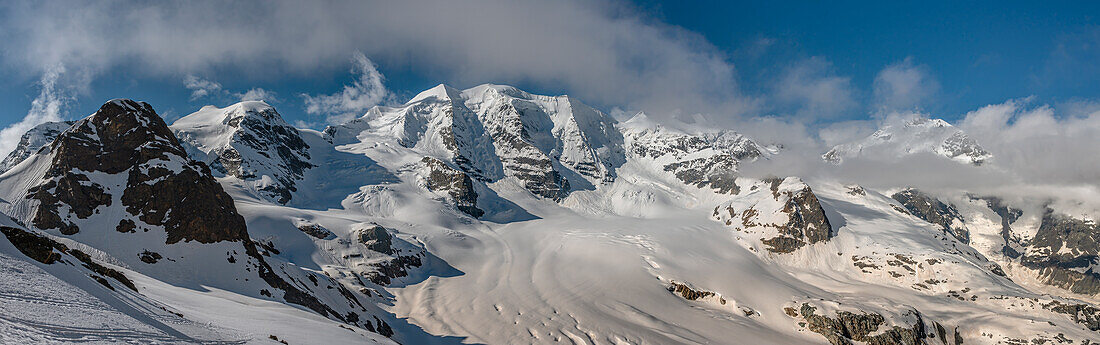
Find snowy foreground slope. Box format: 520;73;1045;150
0;86;1097;344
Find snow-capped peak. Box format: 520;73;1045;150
823;116;992;165
408;83;465;104
172;101;314;204
0;120;74;174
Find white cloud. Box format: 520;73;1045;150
302;52;390;125
873;58;938;111
183;75;224;100
958;98;1100;186
0;63;68;158
236;88;277;102
0;0;753;123
773;57;856;120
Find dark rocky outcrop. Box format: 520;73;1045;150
297;223;335;240
668;281;722;303
0;225;136;292
792;303;960;345
421;156;484;217
27;100;248;244
357;224;393;255
366;255;423;286
762;179;833;254
663;155;740;194
892;189;969;244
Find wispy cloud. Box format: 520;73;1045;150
236;88;278;102
302;51;390;125
184;75;224;100
873;57;939;112
0;63;68;157
772;57;856;121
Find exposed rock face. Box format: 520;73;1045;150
668;281;717;301
0;224;136;292
892;189;969;244
296;221;335;240
420;156;484;217
357;224;393;255
463;85;624;186
351;224;424;286
28;100;248;244
1044;300;1100;331
621;115;766;195
172;101;314;204
0;121;74;173
791;303;960;345
977;196;1024;258
3;100;376;329
1021;208;1100;295
471;93;570;201
715;177;832;253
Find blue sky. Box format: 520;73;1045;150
0;0;1098;145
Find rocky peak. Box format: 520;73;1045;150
172;101;314;204
27;99;248;244
0;120;75;174
50;99;185;174
714;177;833;253
623;116;767;194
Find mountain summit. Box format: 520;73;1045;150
823;117;992;165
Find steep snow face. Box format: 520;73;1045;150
823;117;992;165
327;84;503;181
462;84;625;185
621;112;768;194
0;120;74;174
172;101;314;204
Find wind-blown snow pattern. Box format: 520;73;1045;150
823;117;992;165
0;87;1098;344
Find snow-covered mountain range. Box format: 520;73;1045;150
0;85;1098;344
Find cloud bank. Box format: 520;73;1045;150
0;0;749;117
